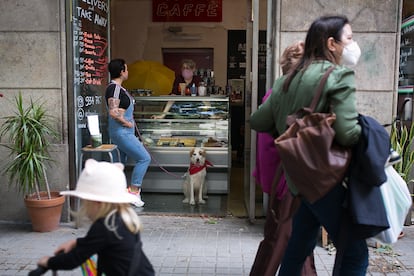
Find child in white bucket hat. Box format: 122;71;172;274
35;159;154;276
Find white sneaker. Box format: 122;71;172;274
132;194;145;207
127;188;145;207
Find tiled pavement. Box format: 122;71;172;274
1;215;414;275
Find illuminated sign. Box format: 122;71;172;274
152;0;222;22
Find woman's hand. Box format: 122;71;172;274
108;98;133;127
36;239;76;268
123;121;134;128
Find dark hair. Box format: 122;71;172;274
283;15;349;91
108;58;126;79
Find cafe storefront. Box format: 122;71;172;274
0;0;404;222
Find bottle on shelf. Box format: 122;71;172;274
179;83;186;96
185;86;191;96
198;82;206;96
190;83;197;96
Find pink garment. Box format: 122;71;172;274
252;89;287;199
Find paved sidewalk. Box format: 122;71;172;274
0;215;414;275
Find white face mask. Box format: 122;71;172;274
341;41;361;67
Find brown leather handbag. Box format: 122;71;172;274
274;67;352;203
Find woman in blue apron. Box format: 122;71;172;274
105;58;150;207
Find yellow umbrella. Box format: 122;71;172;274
123;60;175;96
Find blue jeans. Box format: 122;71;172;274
278;184;368;276
110;128;151;188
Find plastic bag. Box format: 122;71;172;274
373;165;412;244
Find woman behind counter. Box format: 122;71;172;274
152;59;203;119
170;59;202;95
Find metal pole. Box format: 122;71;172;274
248;0;259;222
266;0;274;91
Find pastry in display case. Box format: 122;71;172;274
156;137;197;147
133;96;231;194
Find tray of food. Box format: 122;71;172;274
156;137;179;146
202;137;224;147
178;138;196;147
156;137;196;147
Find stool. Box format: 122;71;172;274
75;144;120;228
79;144;121;176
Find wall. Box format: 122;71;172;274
277;0;402;125
0;0;70;222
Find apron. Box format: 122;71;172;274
107;82;135;137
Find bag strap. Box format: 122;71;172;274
268;165;301;225
113;84;121;99
268;164;283;224
285;66;335;126
269;165;284;212
308;66;335;112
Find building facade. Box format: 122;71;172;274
0;0;404;222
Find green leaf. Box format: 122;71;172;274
390;121;414;183
0;92;59;197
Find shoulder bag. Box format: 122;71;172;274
274;66;352;203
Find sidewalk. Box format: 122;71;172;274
1;215;414;275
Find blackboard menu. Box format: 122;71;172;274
227;30;267;103
227;30;267;156
399;16;414;93
72;0;109;150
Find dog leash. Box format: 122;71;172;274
135;124;185;179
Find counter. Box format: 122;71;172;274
133;96;231;193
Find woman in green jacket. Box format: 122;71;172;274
250;15;367;275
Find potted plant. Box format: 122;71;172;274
390;120;414;225
0;93;64;232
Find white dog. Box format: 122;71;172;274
182;147;213;205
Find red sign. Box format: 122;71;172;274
152;0;222;22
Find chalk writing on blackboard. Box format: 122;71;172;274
72;0;109;137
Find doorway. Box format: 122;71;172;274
109;2;256;217
130;167;251;217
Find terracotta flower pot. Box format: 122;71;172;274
24;191;65;232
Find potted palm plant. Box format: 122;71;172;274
390;120;414;225
0;93;64;232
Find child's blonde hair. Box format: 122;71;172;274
77;200;141;237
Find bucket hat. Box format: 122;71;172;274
61;159;137;203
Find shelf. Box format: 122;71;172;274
134;96;229;102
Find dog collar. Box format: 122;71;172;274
189;160;213;175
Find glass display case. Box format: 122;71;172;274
133;96;231;194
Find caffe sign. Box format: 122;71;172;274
152;0;222;22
